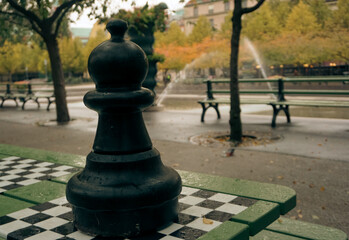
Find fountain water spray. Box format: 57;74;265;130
156;77;177;106
244;37;276;98
244;37;268;79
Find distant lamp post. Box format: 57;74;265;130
303;64;309;76
256;65;261;78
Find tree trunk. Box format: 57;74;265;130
229;8;243;143
45;35;70;123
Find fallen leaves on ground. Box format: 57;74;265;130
203;217;213;225
190;131;280;148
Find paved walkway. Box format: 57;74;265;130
0;100;348;235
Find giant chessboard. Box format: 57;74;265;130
0;156;79;193
0;186;257;240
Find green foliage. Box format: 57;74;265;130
242;3;280;40
334;0;349;29
0;40;49;76
112;3;168;36
0;17;32;45
328;29;349;62
259;32;332;65
22;43;46;73
305;0;331;28
0;41;23;75
155;22;187;47
192;50;230;69
268;0;292;27
285;1;320;34
188;16;213;44
83;29;109;70
59;37;85;74
148;53;165;63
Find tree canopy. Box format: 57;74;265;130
188;16;213;44
0;0;112;123
153;0;348;75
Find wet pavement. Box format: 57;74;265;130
1;101;348;162
0;97;349;235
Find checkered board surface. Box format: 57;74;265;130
0;186;257;240
0;156;79;193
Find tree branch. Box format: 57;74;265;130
54;7;71;37
5;0;43;27
336;51;349;62
29;18;44;38
0;10;25;19
36;0;41;8
241;0;266;15
50;0;81;22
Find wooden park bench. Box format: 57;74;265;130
198;77;349;127
0;82;55;111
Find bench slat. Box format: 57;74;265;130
284;90;349;95
199;99;275;105
212;90;279;94
275;100;349;107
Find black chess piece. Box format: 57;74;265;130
66;19;182;238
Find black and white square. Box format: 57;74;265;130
0;186;257;240
0;156;79;193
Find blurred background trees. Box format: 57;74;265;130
1;0;348;83
154;0;349;77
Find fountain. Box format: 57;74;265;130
156;76;177;106
244;37;276;98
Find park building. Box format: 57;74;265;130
183;0;258;35
70;28;92;44
182;0;339;35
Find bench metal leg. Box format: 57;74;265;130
271;105;278;128
212;103;221;119
46;98;54;111
271;104;291;128
199;102;220;122
200;103;208;122
21;99;27;110
1;98;18;108
284;105;291;123
22;98;40;110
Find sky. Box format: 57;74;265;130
70;0;189;28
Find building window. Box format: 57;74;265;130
208;5;214;14
224;1;230;11
194;6;198;17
